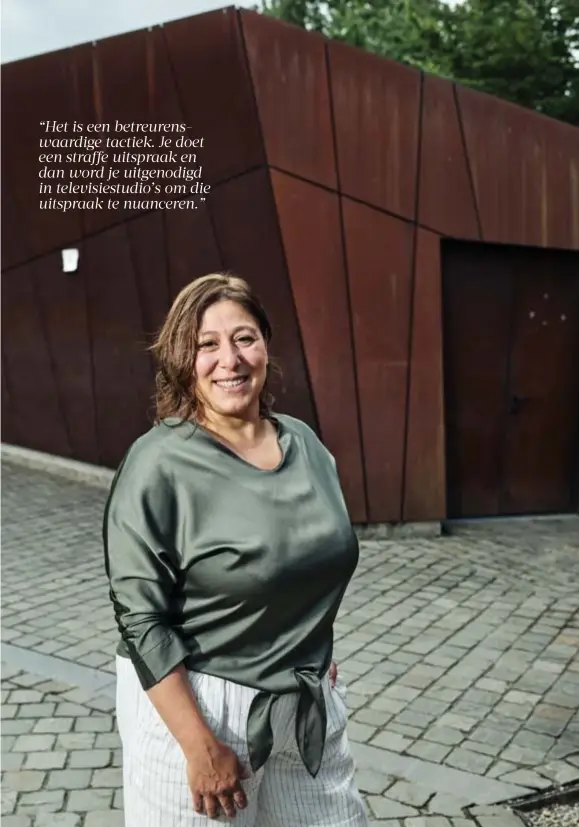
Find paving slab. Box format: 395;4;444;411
2;459;579;826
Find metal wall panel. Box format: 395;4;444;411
1;180;32;271
418;77;480;239
209;169;317;428
456;87;579;249
270;170;367;522
126;212;171;343
82;29;165;235
164;206;223;298
403;229;446;520
163;9;264;186
240;11;336;189
342;199;414;522
31;249;100;464
2;50;83;265
83;225;154;467
2;263;71;457
328;41;421;220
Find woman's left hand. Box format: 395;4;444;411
330;660;338;688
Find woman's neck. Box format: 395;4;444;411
199;409;268;447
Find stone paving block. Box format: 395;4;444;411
356;770;395;795
94;733;122;750
68;750;112;769
498;769;553;788
388;723;424;740
444;747;494;774
54;704;91;718
12;735;56;753
2;705;18;719
347;721;378;743
423;727;464;746
90;768;123;788
1;816;33;827
84;813;125;827
74;717;114;734
396;711;435;730
538;760;579;784
66;789;114;811
463;741;501;758
17;790;66;814
404;818;453;827
47;769;93;789
8;690;44;704
370;697;408;715
370;731;414;753
500;744;552;766
3;770;46;792
387;781;432;808
486;760;524;779
427;793;472;815
56;733;96;751
33;718;75;735
24;751;67;770
17;703;57;719
354;708;393;727
407;741;452;763
1;719;35;736
113;789;124;808
34;816;82;827
408;698;449;718
367;796;419;819
436;714;477;733
2;789;18;816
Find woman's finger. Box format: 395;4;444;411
218;793;237;818
192;792;204;814
329;660;338;687
204;793;220;820
233;785;248;810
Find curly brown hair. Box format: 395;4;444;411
149;272;278;424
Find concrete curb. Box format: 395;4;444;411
1;442;442;538
1;443;115;489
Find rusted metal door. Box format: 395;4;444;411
443;241;579;519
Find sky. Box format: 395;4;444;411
1;0;256;64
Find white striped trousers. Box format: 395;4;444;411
116;656;368;827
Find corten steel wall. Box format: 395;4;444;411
2;8;579;524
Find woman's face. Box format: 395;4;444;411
194;299;268;422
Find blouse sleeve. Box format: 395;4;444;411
102;444;189;690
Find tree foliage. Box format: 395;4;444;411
257;0;579;124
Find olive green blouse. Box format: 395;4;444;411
102;414;359;778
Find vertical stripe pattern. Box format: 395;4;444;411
116;656;368;826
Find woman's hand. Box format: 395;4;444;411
330;660;338;688
186;732;249;819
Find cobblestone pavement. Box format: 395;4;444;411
2;460;579;826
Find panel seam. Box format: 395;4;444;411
324;39;370;522
401;70;426;523
453;82;484;240
236;8;320;433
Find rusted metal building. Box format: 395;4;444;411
2;7;578;525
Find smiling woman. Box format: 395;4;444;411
102;272;368;827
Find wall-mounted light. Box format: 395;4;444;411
61;248;79;273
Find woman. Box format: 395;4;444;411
103;273;368;826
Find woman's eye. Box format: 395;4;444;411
198;341;215;349
237;336;255;345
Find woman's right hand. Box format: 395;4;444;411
186;732;249;819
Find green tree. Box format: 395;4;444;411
258;0;579;124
